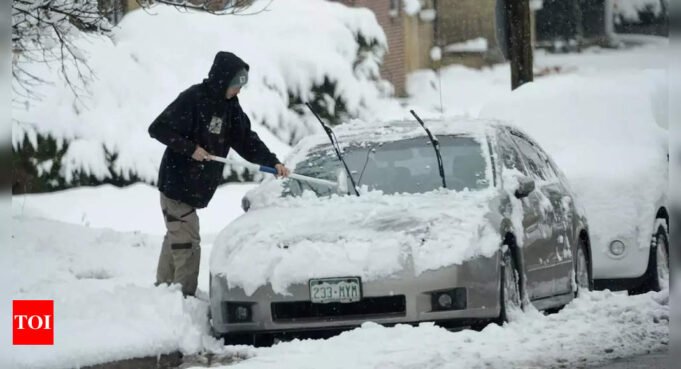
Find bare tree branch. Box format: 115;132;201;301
12;0;111;109
11;0;267;112
143;0;271;16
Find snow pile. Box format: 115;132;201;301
12;182;255;237
430;46;442;61
529;0;544;11
2;213;670;369
407;42;669;119
614;0;666;22
211;188;500;296
12;0;402;185
419;9;437;22
480;70;668;273
406;43;667;119
0;216;214;369
202;290;668;369
407;64;510;117
445;37;489;53
403;0;422;15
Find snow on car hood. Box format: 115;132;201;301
210;188;500;296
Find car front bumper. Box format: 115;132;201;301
210;253;501;335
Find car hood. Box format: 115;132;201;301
210;189;501;296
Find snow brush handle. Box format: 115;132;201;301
209;155;277;174
259;165;278;175
209;155;339;188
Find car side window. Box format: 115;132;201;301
497;133;527;175
535;147;560;180
509;133;556;181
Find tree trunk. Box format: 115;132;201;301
506;0;533;90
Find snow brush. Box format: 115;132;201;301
209;155;346;191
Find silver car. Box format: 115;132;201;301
209;119;592;344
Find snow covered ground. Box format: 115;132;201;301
2;187;670;369
201;290;667;369
11;183;256;239
406;37;667;118
5;27;670;369
3;184;253;368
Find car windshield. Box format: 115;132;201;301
284;135;489;197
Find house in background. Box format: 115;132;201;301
433;0;505;69
335;0;446;96
613;0;668;36
99;0;142;25
338;0;509;94
335;0;409;96
403;1;436;78
534;0;614;51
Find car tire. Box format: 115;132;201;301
648;224;670;292
499;247;522;323
630;224;670;294
574;239;592;297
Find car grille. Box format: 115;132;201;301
271;295;406;322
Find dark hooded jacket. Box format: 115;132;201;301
149;52;280;208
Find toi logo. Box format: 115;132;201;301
13;300;54;345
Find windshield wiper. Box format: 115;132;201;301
305;102;360;196
410;110;447;189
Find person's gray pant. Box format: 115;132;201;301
156;192;201;296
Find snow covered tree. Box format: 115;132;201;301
11;0;262;107
12;0;112;106
11;0;269;193
12;1;392;194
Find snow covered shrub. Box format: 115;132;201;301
12;0;395;193
614;0;668;25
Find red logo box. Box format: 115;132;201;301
13;300;54;345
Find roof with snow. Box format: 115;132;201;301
303;117;503;148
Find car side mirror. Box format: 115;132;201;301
241;196;251;212
514;176;535;198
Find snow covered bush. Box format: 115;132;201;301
12;0;399;193
614;0;668;24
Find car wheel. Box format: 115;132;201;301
574;240;592;297
649;225;670;291
631;224;670;294
500;247;522;323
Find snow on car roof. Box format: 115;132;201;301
285;117;502;166
330;117;500;143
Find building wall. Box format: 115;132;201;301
436;0;497;46
404;4;435;74
435;0;503;67
126;0;141;12
336;0;407;96
536;0;610;47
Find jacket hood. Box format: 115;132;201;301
204;51;249;97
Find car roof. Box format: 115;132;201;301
304;117;507;147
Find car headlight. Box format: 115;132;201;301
430;288;467;311
609;240;626;256
222;302;254;323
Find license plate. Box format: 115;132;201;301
309;277;362;304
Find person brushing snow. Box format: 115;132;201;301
148;51;289;297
